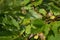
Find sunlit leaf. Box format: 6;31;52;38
25;25;31;34
39;9;47;16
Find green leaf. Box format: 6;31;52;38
23;6;32;10
20;29;25;35
2;16;12;25
48;35;55;40
48;33;60;40
31;0;43;6
10;16;20;29
31;24;36;29
25;25;31;34
29;10;42;19
50;21;60;35
55;33;60;40
31;19;45;34
32;19;44;28
22;19;30;25
39;9;47;16
0;36;13;40
0;31;14;40
52;10;60;16
49;3;60;16
44;24;50;36
20;0;30;6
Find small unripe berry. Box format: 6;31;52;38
50;16;55;19
34;35;38;39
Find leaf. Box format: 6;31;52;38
32;19;44;28
31;0;43;6
29;10;42;19
52;10;60;16
54;33;60;40
10;16;20;29
25;25;31;34
2;16;12;25
31;19;45;34
39;9;47;16
0;31;14;40
0;36;13;40
50;21;60;35
22;19;30;25
20;29;25;35
48;33;60;40
20;0;30;6
11;0;21;7
44;24;50;36
23;6;32;10
31;24;36;29
2;16;9;24
48;35;55;40
49;3;60;16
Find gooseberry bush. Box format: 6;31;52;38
0;0;60;40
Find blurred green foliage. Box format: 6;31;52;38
0;0;60;40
